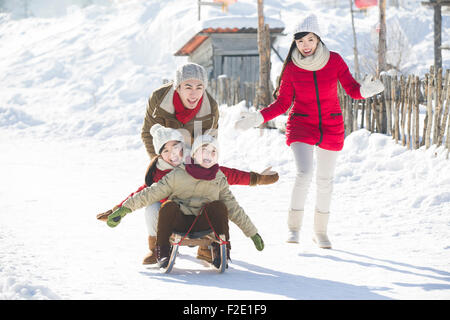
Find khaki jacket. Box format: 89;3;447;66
142;82;219;159
122;165;258;238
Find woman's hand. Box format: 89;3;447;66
360;75;385;98
234;111;264;131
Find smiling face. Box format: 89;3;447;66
160;140;183;167
192;143;218;169
295;32;319;57
176;79;205;110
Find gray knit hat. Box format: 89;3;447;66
293;14;321;39
174;63;208;89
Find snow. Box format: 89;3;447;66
0;0;449;300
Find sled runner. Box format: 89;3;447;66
161;230;228;274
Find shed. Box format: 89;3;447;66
174;16;285;83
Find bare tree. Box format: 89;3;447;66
378;0;387;76
349;0;361;80
256;0;272;108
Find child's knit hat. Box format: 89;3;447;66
174;63;208;89
150;124;184;154
190;134;219;157
293;14;321;39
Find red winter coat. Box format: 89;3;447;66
261;52;364;151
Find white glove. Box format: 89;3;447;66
234;111;264;131
360;76;385;98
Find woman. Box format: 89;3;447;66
235;14;384;248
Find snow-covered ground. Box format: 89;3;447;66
0;0;449;300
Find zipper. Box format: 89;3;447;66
313;71;323;146
330;112;342;117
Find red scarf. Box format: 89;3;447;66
185;157;219;181
173;90;203;124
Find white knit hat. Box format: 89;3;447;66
293;14;321;39
190;134;219;157
150;124;184;155
174;62;208;89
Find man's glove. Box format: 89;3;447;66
250;166;279;186
234;111;264;131
251;233;264;251
107;206;132;228
360;75;385;98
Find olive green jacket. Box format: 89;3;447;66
122;165;258;238
142;82;219;159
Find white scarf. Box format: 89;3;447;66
156;157;175;171
291;42;330;71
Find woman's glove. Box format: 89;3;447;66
250;166;279;186
360;75;385;98
251;233;264;251
234;111;264;131
107;206;132;228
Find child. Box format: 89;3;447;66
107;134;264;269
235;14;384;248
99;124;276;264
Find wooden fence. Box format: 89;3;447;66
207;67;450;155
339;67;450;153
208;76;270;108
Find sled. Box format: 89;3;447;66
161;229;228;274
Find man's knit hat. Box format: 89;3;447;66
174;62;208;89
150;124;184;155
190;134;219;157
293;14;321;39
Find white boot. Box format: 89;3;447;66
313;210;332;249
287;210;303;243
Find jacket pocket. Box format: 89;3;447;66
290;113;309;120
330;112;342;117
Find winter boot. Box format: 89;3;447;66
287;209;304;243
313;210;332;249
156;244;172;269
96;205;120;222
196;245;213;263
142;236;157;265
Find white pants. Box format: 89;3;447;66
144;202;161;236
289;142;339;214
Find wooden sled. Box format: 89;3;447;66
162;229;228;274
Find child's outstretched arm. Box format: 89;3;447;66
219;166;279;186
106;171;175;228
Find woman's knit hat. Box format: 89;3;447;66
150;124;184;154
293;14;321;39
190;134;219;157
174;62;208;89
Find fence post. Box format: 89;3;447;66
433;68;443;143
414;76;420;149
383;74;392;135
437;70;449;147
406;75;413;149
425;67;435;149
393;76;399;142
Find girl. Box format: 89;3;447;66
107;134;264;269
234;14;384;248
